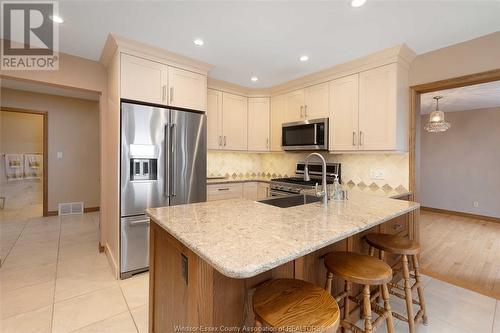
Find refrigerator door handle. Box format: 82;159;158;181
170;123;177;197
164;124;170;198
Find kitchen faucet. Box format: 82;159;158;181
304;153;328;204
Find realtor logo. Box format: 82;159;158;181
1;1;59;70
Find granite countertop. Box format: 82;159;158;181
207;177;271;185
146;192;419;279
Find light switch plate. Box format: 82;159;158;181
370;169;385;180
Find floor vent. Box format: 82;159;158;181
58;202;84;215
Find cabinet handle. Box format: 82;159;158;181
360;131;364;146
266;138;269;149
218;188;230;191
300;106;304;118
223;136;227;147
170;87;174;103
218;136;222;147
304;105;308;118
392;223;402;231
352;131;356;146
162;85;167;102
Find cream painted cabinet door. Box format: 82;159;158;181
121;53;167;105
257;183;270;199
168;67;207;111
222;93;248;150
243;182;259;200
284;89;305;123
359;64;397;150
329;74;359;151
207;89;223;150
270;95;285;151
304;82;329;120
248;97;270;151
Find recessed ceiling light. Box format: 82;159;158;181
193;38;204;47
49;15;64;23
351;0;367;7
250;77;258;82
299;55;309;62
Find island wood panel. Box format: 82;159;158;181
149;210;416;332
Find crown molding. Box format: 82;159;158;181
208;78;271;97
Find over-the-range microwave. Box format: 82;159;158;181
281;118;328;151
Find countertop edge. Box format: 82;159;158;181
147;201;420;279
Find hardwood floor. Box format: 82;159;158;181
420;210;500;300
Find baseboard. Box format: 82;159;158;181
105;243;119;279
421;206;500;223
46;206;100;216
84;206;100;213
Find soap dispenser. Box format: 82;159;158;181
331;174;347;201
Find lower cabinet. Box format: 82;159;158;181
207;182;270;202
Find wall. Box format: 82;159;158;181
0;111;43;209
410;31;500;86
208;151;409;191
1;88;100;212
420;107;500;218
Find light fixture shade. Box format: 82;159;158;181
425;96;451;133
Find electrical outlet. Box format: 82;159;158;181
57;152;63;159
370;169;385;180
473;201;479;208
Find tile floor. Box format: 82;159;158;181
1;210;499;333
0;210;148;333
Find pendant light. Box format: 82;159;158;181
424;96;451;133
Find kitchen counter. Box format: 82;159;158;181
146;192;418;279
206;177;271;185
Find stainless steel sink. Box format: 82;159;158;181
258;194;322;208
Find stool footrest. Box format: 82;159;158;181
340;320;365;333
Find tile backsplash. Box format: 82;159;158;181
207;151;409;192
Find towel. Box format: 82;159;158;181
24;154;42;179
4;154;24;181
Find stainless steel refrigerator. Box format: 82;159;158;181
120;101;206;279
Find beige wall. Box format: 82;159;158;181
1;111;43;153
1;88;100;212
410;31;500;86
420;108;500;218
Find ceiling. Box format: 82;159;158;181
12;1;500;88
420;80;500;114
1;79;100;101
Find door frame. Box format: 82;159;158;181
408;68;500;201
1;106;49;217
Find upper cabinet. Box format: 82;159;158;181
207;89;223;150
358;63;408;151
304;82;329;120
120;53;208;111
248;97;270;151
168;67;207;111
283;83;329;123
222;92;248;151
121;53;167;105
329;63;408;152
329;74;359;151
270;95;285;151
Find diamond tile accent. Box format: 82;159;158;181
382;184;393;191
369;182;380;190
358;181;367;189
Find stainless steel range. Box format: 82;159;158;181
270;161;341;197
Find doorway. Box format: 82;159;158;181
409;69;500;299
0;107;48;217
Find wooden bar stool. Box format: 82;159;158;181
324;252;394;333
253;278;340;332
365;233;428;333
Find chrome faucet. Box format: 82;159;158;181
304;153;328;204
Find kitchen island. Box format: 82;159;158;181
146;192;419;332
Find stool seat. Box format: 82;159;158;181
324;251;392;285
253;279;340;332
365;233;421;255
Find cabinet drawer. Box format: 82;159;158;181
385;214;408;236
207;183;243;201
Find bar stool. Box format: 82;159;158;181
324;252;394;333
365;233;428;333
253;278;340;332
